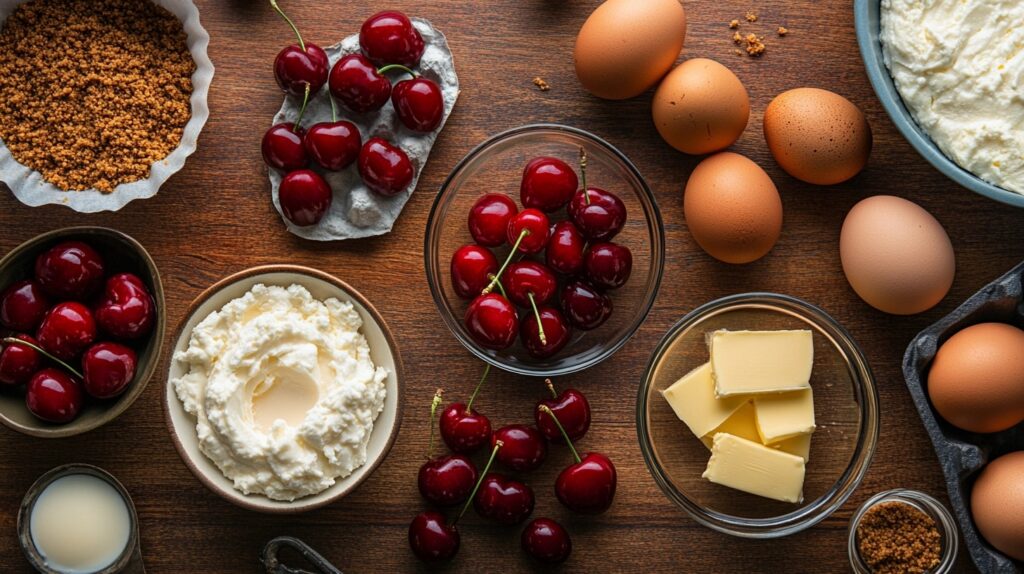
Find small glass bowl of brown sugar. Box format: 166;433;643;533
848;489;959;574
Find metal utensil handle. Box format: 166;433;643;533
260;536;343;574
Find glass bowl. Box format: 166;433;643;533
637;293;880;538
847;489;959;574
425;124;665;376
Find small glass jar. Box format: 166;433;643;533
848;489;959;574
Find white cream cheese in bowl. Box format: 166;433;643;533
880;0;1024;194
165;267;402;512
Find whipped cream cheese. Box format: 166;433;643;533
881;0;1024;193
172;284;387;501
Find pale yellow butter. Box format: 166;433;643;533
661;363;746;437
709;330;814;397
700;402;812;462
754;388;816;444
702;433;806;503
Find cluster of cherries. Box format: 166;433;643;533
0;241;156;424
410;366;616;564
262;3;445;226
453;151;632;358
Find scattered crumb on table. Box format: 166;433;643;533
532;77;550;92
745;11;758;22
729;19;740;29
778;26;789;36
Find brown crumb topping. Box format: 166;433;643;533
0;0;194;193
532;77;550;92
856;502;942;574
743;33;766;56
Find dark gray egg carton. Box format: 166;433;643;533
902;261;1024;574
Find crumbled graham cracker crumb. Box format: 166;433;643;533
532;77;550;92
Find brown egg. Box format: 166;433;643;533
764;87;872;185
927;323;1024;433
683;152;782;264
652;58;749;155
574;0;686;100
972;451;1024;560
839;196;955;315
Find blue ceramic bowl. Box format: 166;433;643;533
854;0;1024;209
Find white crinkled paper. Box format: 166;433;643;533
269;18;459;241
0;0;214;213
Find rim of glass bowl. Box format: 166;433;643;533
847;489;959;574
636;292;880;538
424;123;666;376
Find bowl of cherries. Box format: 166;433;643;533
425;124;664;376
0;228;164;438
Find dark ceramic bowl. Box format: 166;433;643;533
0;227;165;438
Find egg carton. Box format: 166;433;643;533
903;261;1024;574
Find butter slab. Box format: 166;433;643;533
709;330;814;397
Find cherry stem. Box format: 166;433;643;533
528;292;547;345
538;405;581;464
579;147;590;205
456;440;502;524
2;337;83;380
294;83;311;127
269;0;306;52
329;94;337;123
426;388;443;460
545;378;557;399
377;64;418;79
487;274;508;298
465;364;489;413
482;229;529;295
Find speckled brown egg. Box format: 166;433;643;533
652;58;749;155
972;451;1024;561
928;322;1024;434
683;152;782;264
764;88;872;185
839;196;955;315
574;0;686;100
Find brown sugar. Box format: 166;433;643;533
856;502;942;574
0;0;194;193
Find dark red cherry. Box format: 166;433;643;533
500;261;557;308
584;243;632;289
278;169;332;226
560;280;613;330
536;381;591;443
568;187;627;241
555;452;617;514
328;54;391;113
270;1;328;96
545;221;586;275
358;137;414;196
0;280;50;332
450;245;498;300
408;511;459;563
82;342;136;399
0;335;42;386
521;307;572;359
468;194;518;247
521;518;572;564
26;368;83;424
492;425;547;472
418;454;478;506
360;11;425;67
36;302;97;361
440;402;492;454
506;209;550;254
473;473;535;525
34;241;105;301
261;123;307;171
304;120;360;171
521;157;578;212
393;77;444;132
95;273;155;340
464;293;518;350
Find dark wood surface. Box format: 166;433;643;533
1;0;1021;572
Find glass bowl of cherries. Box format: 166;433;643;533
425;124;664;376
0;227;165;438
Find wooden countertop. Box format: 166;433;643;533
1;1;1020;571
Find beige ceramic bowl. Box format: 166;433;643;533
163;265;404;513
0;227;166;438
